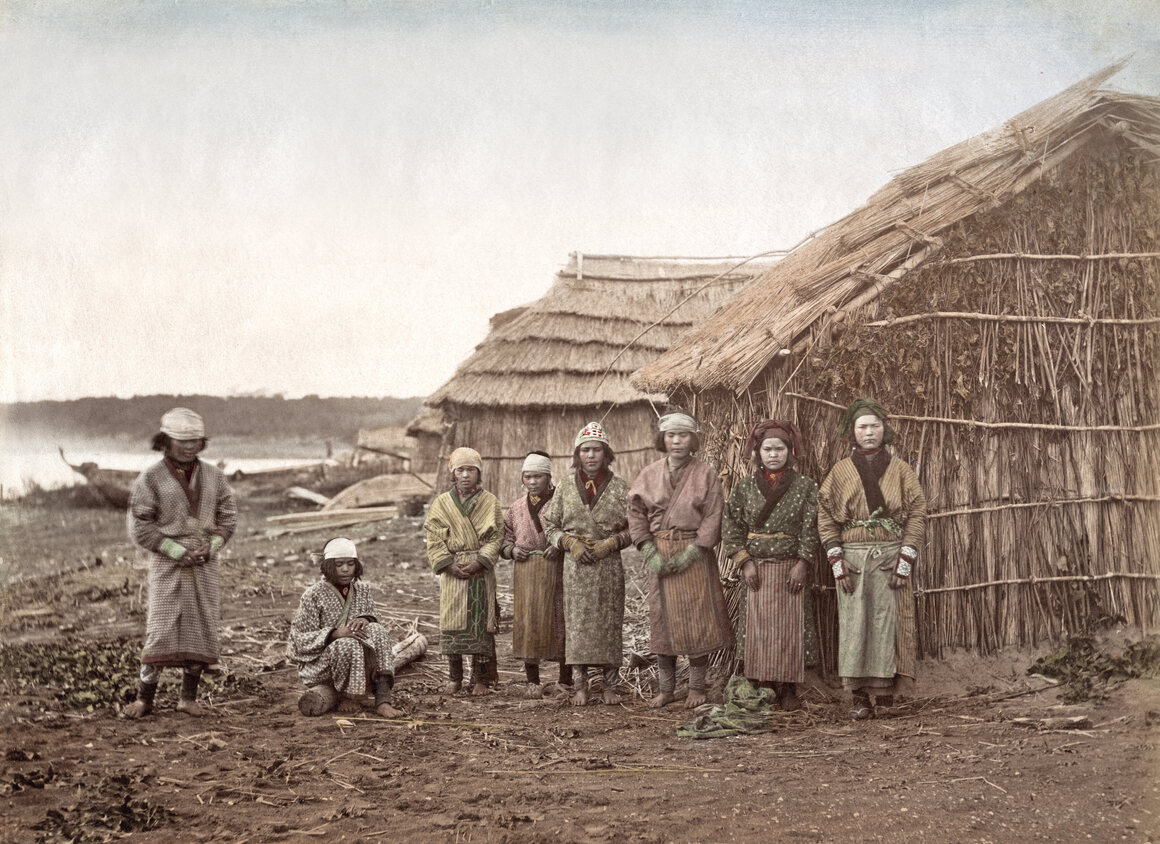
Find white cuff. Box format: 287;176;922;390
895;559;912;577
831;560;845;579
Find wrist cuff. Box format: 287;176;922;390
895;559;912;577
831;560;845;579
827;546;843;561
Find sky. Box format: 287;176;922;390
1;0;1157;403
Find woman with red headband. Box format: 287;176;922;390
721;419;819;711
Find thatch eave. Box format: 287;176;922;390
633;62;1153;396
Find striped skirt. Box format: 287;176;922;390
511;552;566;661
648;533;733;657
743;558;804;683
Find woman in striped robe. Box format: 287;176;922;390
721;419;819;711
628;411;732;710
819;398;927;720
424;447;505;696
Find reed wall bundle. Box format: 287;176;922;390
687;129;1160;666
634;67;1160;665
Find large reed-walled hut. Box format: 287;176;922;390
425;252;778;504
634;64;1160;664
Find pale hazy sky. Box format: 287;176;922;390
2;0;1157;402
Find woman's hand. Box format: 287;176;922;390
889;573;908;590
742;559;760;590
513;546;531;562
787;560;808;594
333;624;366;641
455;559;483;578
544;545;563;563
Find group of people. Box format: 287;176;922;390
123;398;925;723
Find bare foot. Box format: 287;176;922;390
375;702;405;718
570;685;590;706
122;700;152;719
443;681;462;695
684;690;707;709
648;692;675;709
336;698;363;713
602;689;621;706
523;683;544;700
470;681;490;697
176;698;205;717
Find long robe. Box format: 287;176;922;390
627;457;733;658
542;471;631;667
424;488;504;657
502;493;565;661
127;459;237;667
287;579;395;696
818;452;927;692
721;471;819;682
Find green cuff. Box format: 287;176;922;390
432;556;454;574
159;538;187;560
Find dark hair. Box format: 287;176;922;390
654;430;701;454
320;555;363;585
151;433;208;453
571;442;615;468
527;450;551;459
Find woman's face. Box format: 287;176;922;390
522;471;551;496
854;414;885;450
759;437;789;471
453;466;480;493
166;437;202;464
333;558;358;587
578;443;607;475
663;430;694;460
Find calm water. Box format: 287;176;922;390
0;431;333;498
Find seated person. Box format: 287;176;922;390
287;537;404;718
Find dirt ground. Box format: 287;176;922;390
1;489;1158;843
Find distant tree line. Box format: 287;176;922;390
0;395;425;440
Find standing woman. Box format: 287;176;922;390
721;420;818;711
542;422;632;706
818;398;927;720
627;411;732;710
424;447;505;696
124;408;237;719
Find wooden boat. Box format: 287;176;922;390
57;448;339;508
58;448;137;508
322;472;436;512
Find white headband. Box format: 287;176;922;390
323;537;358;560
521;454;553;476
658;412;700;434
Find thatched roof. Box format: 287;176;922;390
428;253;779;409
635;61;1160;394
404;405;447;438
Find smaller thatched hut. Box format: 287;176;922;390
424;252;779;504
402;407;448;475
635;63;1160;665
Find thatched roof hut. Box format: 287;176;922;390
424;252;779;504
634;63;1160;661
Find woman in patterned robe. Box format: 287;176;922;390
819;398;927;720
500;451;571;697
721;419;819;711
424;446;505;696
124;408;236;719
542;421;632;706
628;411;732;710
288;537;402;718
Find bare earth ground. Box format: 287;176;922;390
1;490;1158;843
